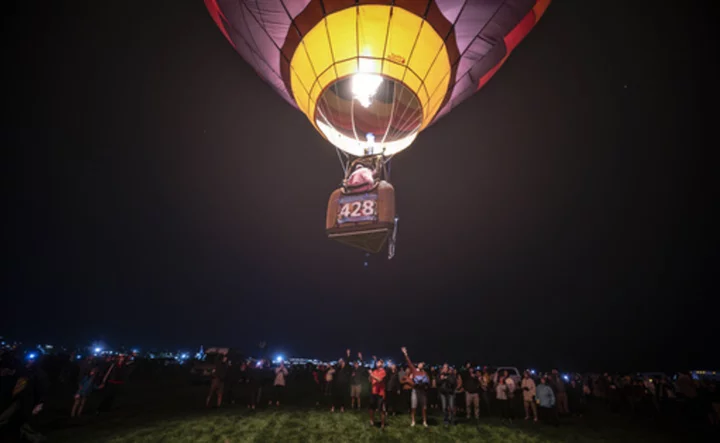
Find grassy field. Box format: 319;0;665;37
48;407;688;443
36;371;712;443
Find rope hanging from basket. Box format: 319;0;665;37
388;215;398;260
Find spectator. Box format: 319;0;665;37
98;355;133;412
350;357;366;410
569;377;585;416
400;365;413;414
496;375;512;423
385;364;401;416
537;376;558;426
401;347;429;428
437;363;457;427
480;370;493;415
428;367;438;409
324;364;335;401
462;367;481;420
225;360;240;405
521;370;538;422
552;369;569;415
368;358;387;430
273;362;288;407
206;356;228;408
71;368;96;418
708;382;719;426
237;362;254;409
332;352;352;413
247;361;262;410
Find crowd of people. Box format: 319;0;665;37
1;346;719;441
0;351;135;442
201;348;720;431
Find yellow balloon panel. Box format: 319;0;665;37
357;6;390;59
325;14;357;62
289;5;451;133
301;29;333;81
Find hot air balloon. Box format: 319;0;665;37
205;0;551;257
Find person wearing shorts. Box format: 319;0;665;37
350;352;367;409
368;358;387;429
401;347;429;427
351;381;363;407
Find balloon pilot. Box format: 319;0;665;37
343;136;385;194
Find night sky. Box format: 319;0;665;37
3;1;717;372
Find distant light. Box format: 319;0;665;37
27;353;36;360
132;349;139;354
76;355;82;360
530;369;536;375
256;361;263;368
94;347;102;353
181;353;189;359
275;355;283;363
563;374;569;381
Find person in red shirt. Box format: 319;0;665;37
368;356;387;429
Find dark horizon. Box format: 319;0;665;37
3;0;718;373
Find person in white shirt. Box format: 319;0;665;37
496;375;513;423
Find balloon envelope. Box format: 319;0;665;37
206;0;551;155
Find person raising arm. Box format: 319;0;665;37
401;347;429;427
